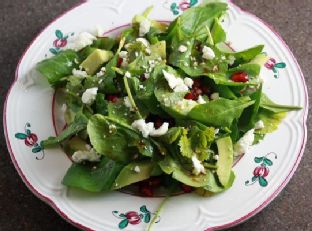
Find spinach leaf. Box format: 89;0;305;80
220;45;264;65
37;50;79;86
256;109;286;134
91;37;116;50
167;3;227;42
95;93;108;115
62;157;124;192
87;114;154;162
43;112;88;147
260;93;302;113
188;97;255;127
211;18;226;44
160;127;183;144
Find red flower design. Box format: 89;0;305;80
25;133;38;147
264;57;276;69
125;211;141;225
53;38;67;48
179;1;190;11
253;166;269;177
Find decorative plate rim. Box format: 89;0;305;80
3;1;309;231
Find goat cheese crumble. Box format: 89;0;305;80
234;129;255;156
202;46;215;60
131;119;169;138
192;155;206;175
81;87;98;105
68;32;96;51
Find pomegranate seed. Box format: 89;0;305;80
154;119;163;129
193;87;203;96
106;94;118;103
117;57;123;67
193;79;201;88
184;92;195;100
181;184;193;193
231;71;249;82
140;186;153;197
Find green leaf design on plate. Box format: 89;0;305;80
49;48;58;55
55;30;63;39
140;205;149;213
254;157;263;163
32;146;42;153
251;176;258;182
118;219;129;229
15;133;27;139
144;212;151;223
275;62;286;68
259;176;268;187
263;158;273;166
119;213;126;218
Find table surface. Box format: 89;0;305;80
0;0;311;230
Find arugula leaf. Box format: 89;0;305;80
37;50;79;86
43;112;88;147
62;157;124;192
260;93;302;113
188;97;255;127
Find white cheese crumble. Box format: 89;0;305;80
213;155;219;160
234;129;255;156
125;71;131;78
134;166;141;173
72;68;88;78
228;55;236;65
131;119;169;138
68;32;96;51
72;149;101;163
139;19;151;36
202;46;215;60
210;92;219;100
96;67;106;77
197;95;206;104
136;38;150;48
81;87;98;105
178;45;188;53
192;155;206;175
255;120;265;130
183;77;194;88
162;70;189;92
119;51;128;58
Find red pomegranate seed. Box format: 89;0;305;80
231;71;249;82
140;186;153;197
154;119;163;129
140;74;147;82
106;95;118;103
184;92;195;100
117;57;123;67
181;184;193;193
193;87;203;96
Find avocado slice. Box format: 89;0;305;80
216;136;234;186
80;49;113;75
112;161;154;189
150;40;166;59
68;136;89;152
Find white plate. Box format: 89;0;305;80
3;0;308;230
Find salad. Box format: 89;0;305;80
38;2;301;196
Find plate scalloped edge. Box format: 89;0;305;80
3;1;309;231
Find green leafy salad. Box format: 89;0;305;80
38;2;301;196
